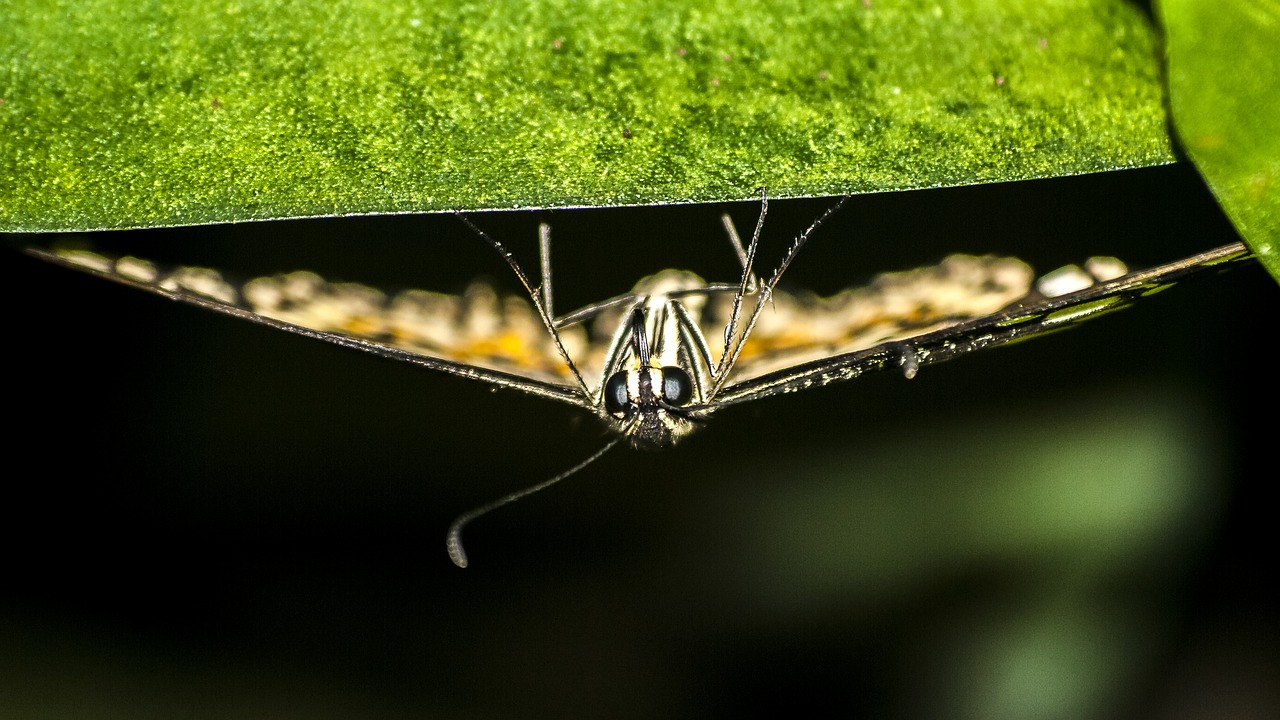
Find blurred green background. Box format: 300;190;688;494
4;163;1275;718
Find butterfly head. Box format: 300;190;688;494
603;364;698;450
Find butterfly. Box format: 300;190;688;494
19;193;1252;566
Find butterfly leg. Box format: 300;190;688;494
669;299;719;403
538;222;555;319
714;188;770;377
719;213;760;295
455;214;593;397
709;193;852;396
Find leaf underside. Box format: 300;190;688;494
1;0;1172;231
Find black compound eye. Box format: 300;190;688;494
604;371;630;415
660;366;693;406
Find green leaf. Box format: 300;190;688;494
1;0;1172;232
1160;0;1280;282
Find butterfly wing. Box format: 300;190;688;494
19;238;1252;413
714;242;1251;406
705;253;1038;385
23;246;593;409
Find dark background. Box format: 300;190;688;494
3;164;1276;718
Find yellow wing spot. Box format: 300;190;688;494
737;330;817;359
473;333;527;359
465;332;565;373
339;316;387;338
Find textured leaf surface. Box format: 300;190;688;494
2;0;1171;231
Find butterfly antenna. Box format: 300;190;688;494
711;195;851;395
455;215;591;397
715;187;768;376
446;435;627;568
